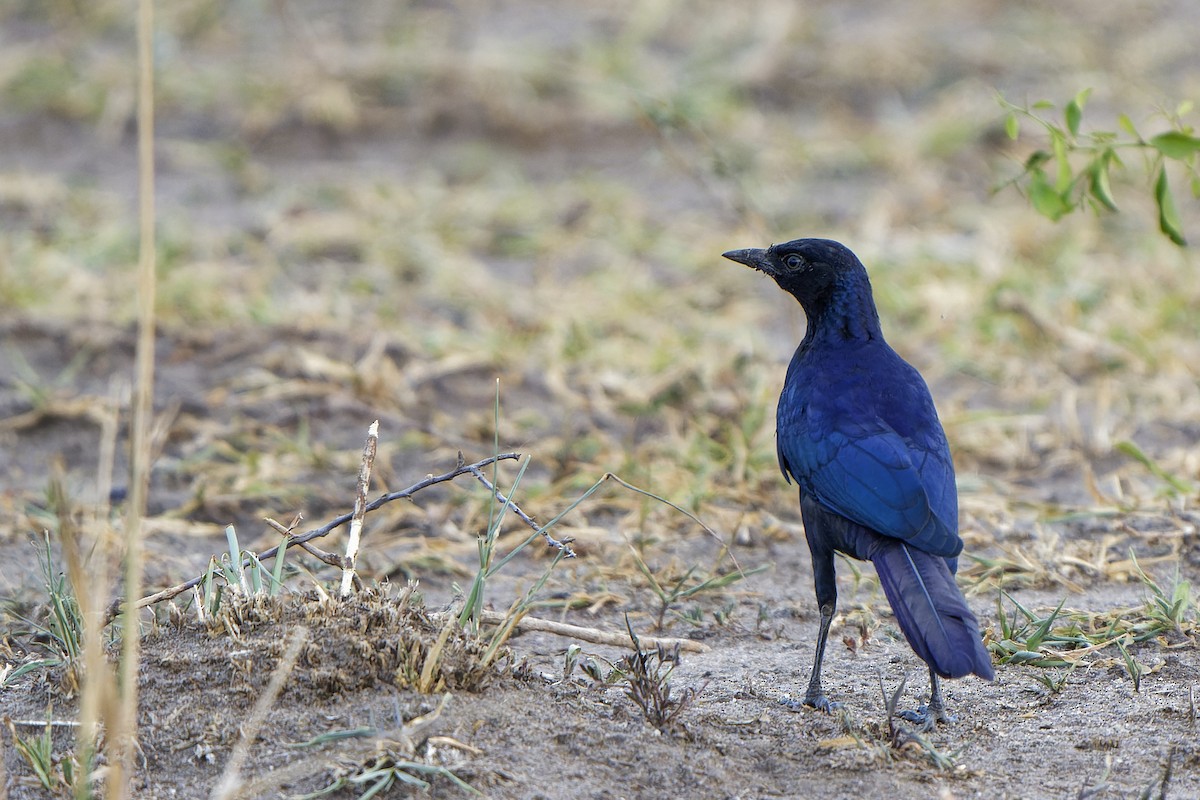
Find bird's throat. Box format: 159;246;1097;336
800;289;883;346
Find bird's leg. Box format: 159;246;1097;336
897;666;955;729
786;497;843;714
801;602;841;713
926;669;951;723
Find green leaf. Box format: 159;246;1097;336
1052;132;1072;192
1023;150;1051;171
1065;89;1090;136
1033;99;1055;110
1024;599;1065;651
1116;438;1194;491
1116;439;1154;469
1087;153;1118;211
1029;168;1071;221
1153;166;1188;246
1117;114;1139;138
1004;112;1020;140
1064;104;1081;136
1149;131;1200;160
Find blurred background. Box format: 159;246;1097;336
1;0;1198;592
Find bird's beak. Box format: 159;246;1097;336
722;248;773;274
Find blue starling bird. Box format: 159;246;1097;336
724;238;993;724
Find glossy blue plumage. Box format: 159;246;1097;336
776;336;961;559
724;238;992;717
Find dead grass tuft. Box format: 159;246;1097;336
198;584;499;696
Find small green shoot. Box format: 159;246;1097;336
458;384;575;637
1034;663;1077;695
990;582;1192;693
194;524;288;624
579;654;609;683
458;455;533;630
6;716;82;794
1024;598;1066;652
9;717;56;791
12;532;88;686
1116;639;1142;693
478;546;567;667
6;344;93;411
1130;551;1195;636
991;593;1077;669
1116;440;1195;496
562;644;582;680
629;548;767;629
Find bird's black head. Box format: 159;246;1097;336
722;238;864;307
720;236;883;340
723;238;881;339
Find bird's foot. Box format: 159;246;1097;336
781;693;843;714
896;703;955;731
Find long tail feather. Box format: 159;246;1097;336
871;541;994;680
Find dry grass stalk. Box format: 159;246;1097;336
108;0;158;795
210;626;310;800
418;616;459;694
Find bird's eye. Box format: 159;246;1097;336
784;254;805;271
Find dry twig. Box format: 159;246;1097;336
467;466;577;557
476;609;709;653
340;421;378;596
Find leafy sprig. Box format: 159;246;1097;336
998;90;1200;245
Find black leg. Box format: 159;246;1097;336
802;601;841;712
796;494;842;713
897;666;955;729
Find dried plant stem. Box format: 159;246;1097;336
339;421;378;597
210;627;309;800
109;0;157;796
68;397;119;797
417;617;457;693
475;609;709;653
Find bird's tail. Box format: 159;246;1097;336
870;541;994;680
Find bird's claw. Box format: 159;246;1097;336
780;694;843;714
896;704;954;731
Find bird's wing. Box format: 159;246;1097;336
780;419;961;558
